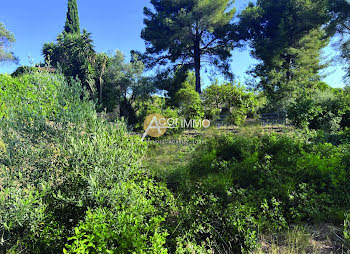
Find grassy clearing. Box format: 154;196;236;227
143;122;297;177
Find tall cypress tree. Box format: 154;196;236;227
64;0;80;34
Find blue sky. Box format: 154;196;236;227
0;0;346;88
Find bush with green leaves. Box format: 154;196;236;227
287;86;350;132
136;96;180;136
202;82;260;125
0;72;176;253
175;77;204;121
165;132;350;252
11;66;41;77
168;186;259;253
64;178;173;253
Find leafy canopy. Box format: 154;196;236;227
102;51;155;124
327;0;350;83
238;0;330;109
141;0;236;93
0;23;18;64
43;30;96;93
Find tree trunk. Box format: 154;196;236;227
98;57;107;104
99;76;103;103
194;37;201;94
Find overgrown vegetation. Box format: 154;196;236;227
0;73;175;253
144;129;350;252
1;0;350;253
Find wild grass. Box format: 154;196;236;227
255;225;349;254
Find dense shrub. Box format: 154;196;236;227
287;87;350;132
136;96;180;136
0;73;175;253
165;132;350;252
168;186;259;253
64;178;173;253
175;79;204;121
2;72;349;253
11;66;41;77
202;82;260;125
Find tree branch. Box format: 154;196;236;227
201;37;219;53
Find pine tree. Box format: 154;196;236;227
327;0;350;82
141;0;236;93
238;0;330;109
64;0;81;34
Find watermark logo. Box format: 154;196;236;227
142;113;168;140
142;114;210;141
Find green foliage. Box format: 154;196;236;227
287;86;350;132
101;51;155;125
141;0;236;93
340;87;350;128
203;82;260;125
239;0;330;109
64;178;172;253
161;132;350;252
42;30;96;94
11;66;40;77
327;0;350;82
138;96;168;118
0;72;94;126
0;72;175;253
175;73;204;120
0;23;18;64
64;0;81;34
167;183;259;253
175;240;213;254
153;67;189;107
0;73;95;252
136;96;180;135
